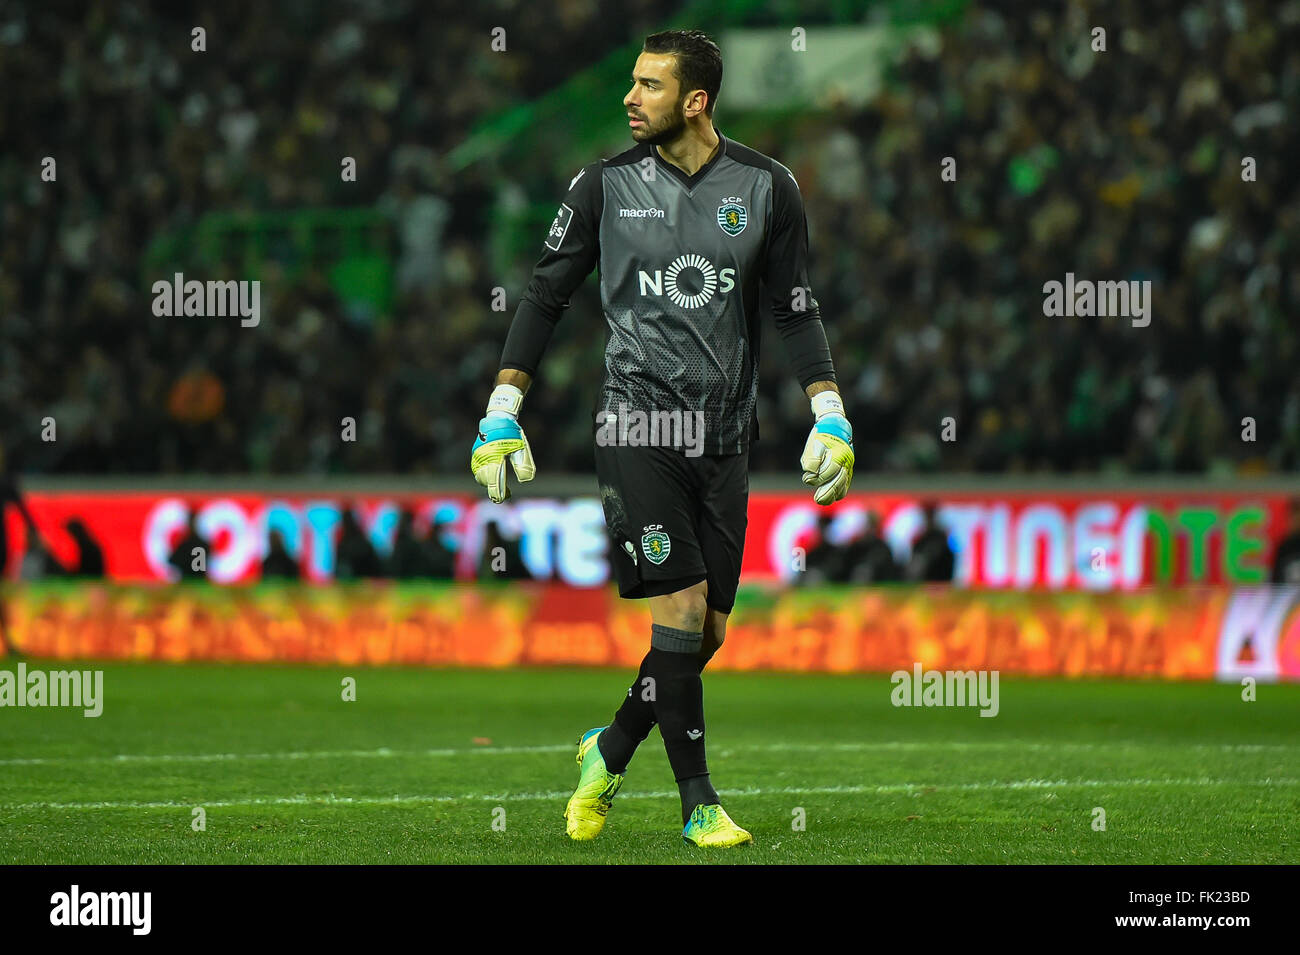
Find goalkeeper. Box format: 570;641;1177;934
471;29;853;848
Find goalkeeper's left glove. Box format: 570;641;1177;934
471;384;536;503
801;390;854;505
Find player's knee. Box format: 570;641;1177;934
662;581;708;631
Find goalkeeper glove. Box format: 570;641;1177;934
801;390;854;505
471;384;536;503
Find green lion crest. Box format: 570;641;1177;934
641;530;671;565
717;197;747;236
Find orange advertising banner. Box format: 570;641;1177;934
1;582;1273;679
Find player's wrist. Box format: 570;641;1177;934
809;390;845;421
486;384;524;420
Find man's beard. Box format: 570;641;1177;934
633;103;688;146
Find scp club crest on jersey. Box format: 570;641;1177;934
545;203;575;251
717;196;747;236
641;525;672;565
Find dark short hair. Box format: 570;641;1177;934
642;29;722;116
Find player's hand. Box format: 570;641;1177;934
800;391;854;506
471;385;536;503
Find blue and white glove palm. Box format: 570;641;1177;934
801;391;854;505
471;385;536;503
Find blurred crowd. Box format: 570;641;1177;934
798;501;956;585
772;1;1300;475
163;505;466;582
1;1;1296;476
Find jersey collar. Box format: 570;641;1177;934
652;125;727;191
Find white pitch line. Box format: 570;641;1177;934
0;744;575;766
2;778;1297;813
1;739;1295;768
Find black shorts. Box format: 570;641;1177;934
594;443;749;614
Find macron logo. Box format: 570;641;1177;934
619;207;665;218
687;729;703;740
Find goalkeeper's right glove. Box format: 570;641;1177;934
470;384;536;503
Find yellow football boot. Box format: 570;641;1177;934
682;803;753;848
563;727;624;841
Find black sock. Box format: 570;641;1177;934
599;625;717;779
598;651;659;775
684;639;721;821
643;625;712;823
678;774;720;824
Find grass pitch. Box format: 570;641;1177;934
1;660;1296;864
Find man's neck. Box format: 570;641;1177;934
655;123;721;178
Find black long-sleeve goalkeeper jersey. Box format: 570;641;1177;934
500;125;835;455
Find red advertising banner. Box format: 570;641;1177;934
3;489;1293;590
6;582;1298;680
